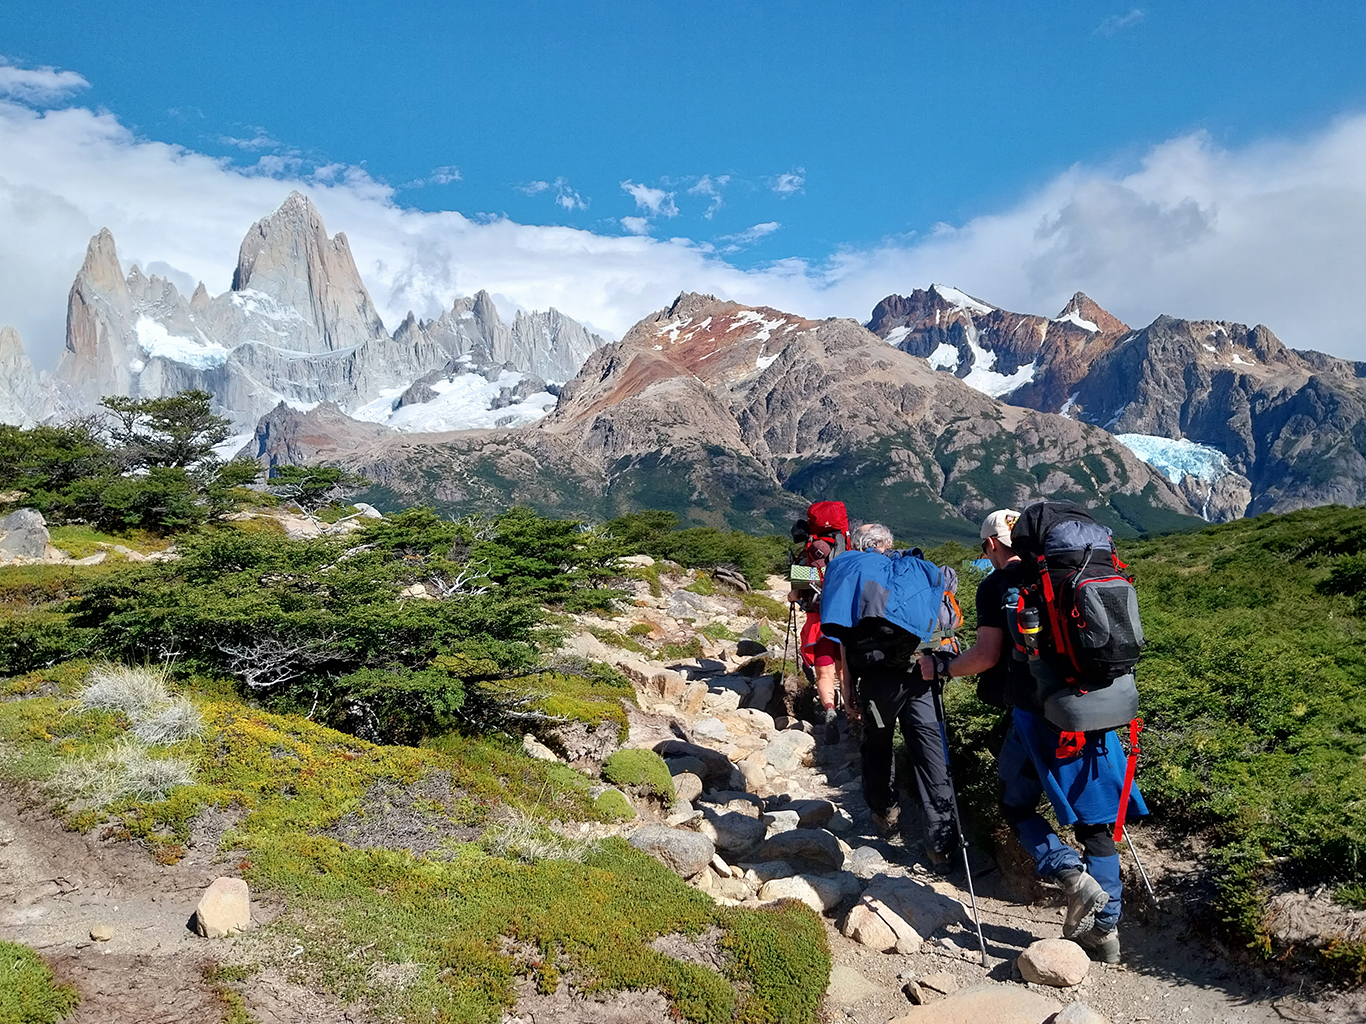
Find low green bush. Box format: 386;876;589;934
593;788;635;820
602;749;675;802
0;940;80;1024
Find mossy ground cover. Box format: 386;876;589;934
0;671;828;1022
0;940;81;1024
934;505;1366;975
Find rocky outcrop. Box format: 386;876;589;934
2;193;606;431
331;293;1199;541
0;327;43;426
871;286;1366;519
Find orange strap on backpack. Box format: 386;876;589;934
1112;717;1144;844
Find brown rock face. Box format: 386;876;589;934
326;293;1199;542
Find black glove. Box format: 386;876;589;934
927;649;957;682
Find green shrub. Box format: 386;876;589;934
739;592;788;620
0;940;80;1024
587;627;646;653
684;575;715;596
627;622;654;637
607;510;788;589
603;749;676;802
593;788;636;820
700;622;737;642
660;638;704;661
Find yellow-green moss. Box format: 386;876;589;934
593;789;635;820
0;940;80;1024
0;677;831;1023
684;575;714;596
602;749;675;802
627;623;654;637
738;592;788;620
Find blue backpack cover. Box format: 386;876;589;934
820;550;948;667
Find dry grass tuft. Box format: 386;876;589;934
483;808;590;864
48;740;195;803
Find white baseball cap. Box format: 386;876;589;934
980;509;1022;547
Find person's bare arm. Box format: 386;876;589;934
918;626;1007;679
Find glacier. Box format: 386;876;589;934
352;370;557;433
1114;433;1231;485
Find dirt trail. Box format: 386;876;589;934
799;735;1365;1024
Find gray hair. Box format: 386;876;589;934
851;523;894;551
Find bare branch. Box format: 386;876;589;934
218;635;336;691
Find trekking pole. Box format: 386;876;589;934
1121;826;1160;907
779;601;797;688
928;667;988;967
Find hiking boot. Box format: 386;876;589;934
1076;924;1121;964
870;804;901;837
1059;869;1111;939
924;846;954;876
823;707;840;745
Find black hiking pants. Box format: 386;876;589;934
855;664;956;854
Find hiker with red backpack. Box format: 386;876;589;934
917;504;1148;964
787;501;857;744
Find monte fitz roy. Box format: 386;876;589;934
3;191;1363;541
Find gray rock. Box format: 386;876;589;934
785;799;836;829
701;810;766;855
765;729;816;771
863;876;971;936
1017;938;1090;987
655;741;731;781
692;716;729;742
886;984;1062;1024
628;826;714;878
667;589;720;620
1053;1002;1112;1024
664;755;708;779
89;924;115;942
825;965;885;1006
762;809;801;834
0;509;50;561
735;638;767;657
744;673;776;711
849;845;887;878
697;791;763;815
672;771;704;804
919;971;959;996
759;872;861;913
757;829;844;871
702;688;742;714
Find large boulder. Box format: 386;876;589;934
887;984;1062;1024
699;809;766;856
628;826;714;878
667;589;722;620
862;876;970;937
194;877;251;938
757;829;844;871
757;871;861;913
654;740;732;781
0;509;50;561
842;896;922;952
765;729;816;771
1017;938;1091;987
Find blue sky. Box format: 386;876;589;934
5;1;1366;364
9;0;1366;262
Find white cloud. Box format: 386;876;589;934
770;169;805;195
520;176;586;210
621;180;679;218
620;216;652;235
5;81;1366;374
688;174;731;218
218;127;279;151
1096;8;1145;35
0;58;89;105
720;221;781;252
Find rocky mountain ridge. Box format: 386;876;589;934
1;192;606;432
266;291;1203;542
867;285;1366;521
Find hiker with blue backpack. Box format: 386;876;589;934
918;505;1149;964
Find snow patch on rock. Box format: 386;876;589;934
135;317;229;370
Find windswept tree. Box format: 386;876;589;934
267;465;369;516
101;389;231;471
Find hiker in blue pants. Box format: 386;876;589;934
919;509;1147;963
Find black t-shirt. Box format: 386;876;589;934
973;560;1037;711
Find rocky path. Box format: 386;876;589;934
581;562;1365;1024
